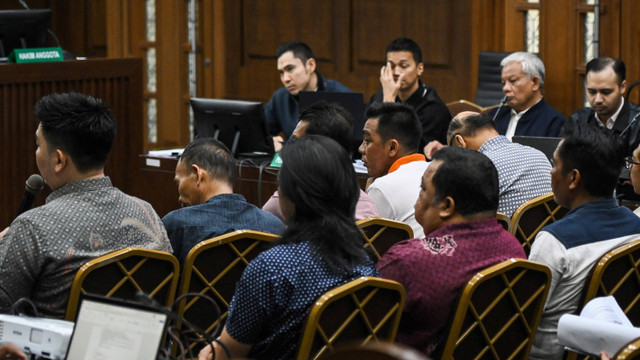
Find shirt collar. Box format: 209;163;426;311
595;97;625;129
388;153;426;174
47;177;112;203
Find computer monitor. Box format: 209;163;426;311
0;9;52;58
190;98;275;157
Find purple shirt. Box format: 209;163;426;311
377;218;526;356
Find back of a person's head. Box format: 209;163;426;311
586;57;626;83
501;51;546;88
431;147;499;216
365;102;422;152
275;41;315;63
35;92;116;173
558;123;623;198
447;113;497;144
279;135;368;273
299;101;354;152
385;37;422;64
181;137;237;184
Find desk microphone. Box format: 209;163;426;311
17;174;44;216
619;112;640;140
493;96;508;122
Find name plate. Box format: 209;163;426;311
9;47;64;63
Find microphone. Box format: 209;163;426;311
493;96;508;122
17;174;44;216
619;112;640;140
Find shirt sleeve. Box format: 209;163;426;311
225;256;278;344
0;218;43;308
528;230;567;308
261;191;284;222
366;183;395;220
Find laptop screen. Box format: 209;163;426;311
65;296;168;360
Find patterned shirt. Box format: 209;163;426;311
226;241;378;359
0;177;172;318
377;219;526;356
479;136;552;216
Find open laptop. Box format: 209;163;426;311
298;91;366;158
512;136;562;163
65;294;169;360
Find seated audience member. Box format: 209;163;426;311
377;146;525;357
0;343;26;360
567;57;640;156
360;102;428;238
262;101;378;221
447;111;552;216
528;124;640;360
264;41;351;146
0;92;172;318
628;143;640;216
490;51;566;139
198;136;378;360
369;37;451;152
162;138;284;264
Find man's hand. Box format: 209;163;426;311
380;63;403;102
0;227;9;240
424;140;446;160
0;343;27;360
272;136;284;152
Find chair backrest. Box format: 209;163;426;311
615;337;640;359
297;277;405;360
356;217;414;261
474;51;511;107
446;99;484;117
320;342;430;360
438;258;551;360
496;212;512;233
65;247;180;321
511;192;569;255
176;230;279;352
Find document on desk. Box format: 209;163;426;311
558;296;640;357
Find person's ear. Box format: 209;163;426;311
568;169;581;191
305;58;316;74
192;164;207;185
531;76;541;92
438;196;456;219
620;79;627;94
416;62;424;77
454;135;468;148
387;139;400;157
53;149;67;173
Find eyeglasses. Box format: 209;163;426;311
625;156;640;169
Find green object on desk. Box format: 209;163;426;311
8;47;64;63
270;152;282;168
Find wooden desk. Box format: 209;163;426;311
0;58;143;227
138;155;278;218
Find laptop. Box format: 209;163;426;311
512;136;562;163
65;294;169;360
298;91;366;158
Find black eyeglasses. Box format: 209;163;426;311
625;156;640;169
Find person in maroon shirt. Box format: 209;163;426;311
377;146;525;357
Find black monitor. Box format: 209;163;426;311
0;9;52;59
190;98;275;157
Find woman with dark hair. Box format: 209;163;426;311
199;135;378;360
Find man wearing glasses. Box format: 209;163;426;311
528;123;640;359
446;111;551;216
625;146;640;216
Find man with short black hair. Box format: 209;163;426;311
447;111;552;216
369;38;451;152
262;101;378;221
567;57;640;156
528;124;640;359
264;41;351;144
0;92;172;318
377;147;525;357
359;102;427;238
162;138;284;264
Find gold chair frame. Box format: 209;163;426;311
510;192;568;255
438;258;551;360
446;100;484;117
356;217;413;261
65;247;179;321
297;277;405;360
615;337;640;359
496;212;512;233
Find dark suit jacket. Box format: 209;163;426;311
567;98;640;156
490;97;566;137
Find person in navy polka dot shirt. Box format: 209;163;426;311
199;135;378;360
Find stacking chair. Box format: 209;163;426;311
297;277;405;360
356;217;413;261
510;192;569;255
438;258;551;360
446;100;484;117
496;212;512;233
175;230;279;353
65;247;180;321
615;337;640;359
